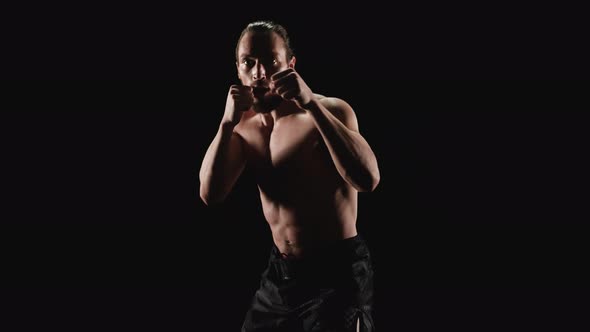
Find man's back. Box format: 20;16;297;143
235;97;358;257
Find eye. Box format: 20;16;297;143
272;59;278;65
242;59;254;67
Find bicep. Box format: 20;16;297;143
229;131;248;172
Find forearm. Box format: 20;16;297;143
199;123;246;204
305;100;380;192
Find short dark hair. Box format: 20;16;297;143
235;20;295;61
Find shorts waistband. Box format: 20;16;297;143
271;235;366;260
268;235;370;281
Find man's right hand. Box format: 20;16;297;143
222;85;253;127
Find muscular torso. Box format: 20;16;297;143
235;99;358;257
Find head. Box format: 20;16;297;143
235;21;296;113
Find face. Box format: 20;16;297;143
236;31;295;113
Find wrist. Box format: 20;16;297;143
219;120;237;133
301;97;320;113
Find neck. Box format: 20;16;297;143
267;100;305;122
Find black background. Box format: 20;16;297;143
2;3;589;331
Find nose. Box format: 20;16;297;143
252;63;266;81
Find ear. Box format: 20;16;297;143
288;56;296;69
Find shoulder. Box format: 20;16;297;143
316;95;359;132
316;95;352;112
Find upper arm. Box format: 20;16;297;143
320;97;360;132
229;129;248;172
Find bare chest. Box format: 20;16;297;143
241;114;324;169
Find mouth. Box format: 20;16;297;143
252;86;271;95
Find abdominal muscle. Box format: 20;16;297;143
258;185;358;258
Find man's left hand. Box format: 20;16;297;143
270;69;315;109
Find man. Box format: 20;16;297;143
199;21;380;332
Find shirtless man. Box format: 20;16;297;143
199;21;380;332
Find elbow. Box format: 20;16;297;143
199;186;225;206
367;172;381;192
351;168;381;193
200;192;213;206
367;163;381;192
361;173;380;192
199;174;224;206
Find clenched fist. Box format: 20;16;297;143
270;69;315;109
222;85;253;127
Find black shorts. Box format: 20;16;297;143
241;234;375;332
